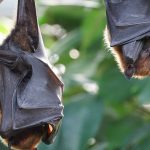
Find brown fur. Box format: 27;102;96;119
1;124;53;150
104;27;150;79
3;127;43;150
12;27;34;52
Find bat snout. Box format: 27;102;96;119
124;64;135;79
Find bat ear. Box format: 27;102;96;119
15;0;39;51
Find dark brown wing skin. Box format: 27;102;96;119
104;27;150;79
3;126;44;150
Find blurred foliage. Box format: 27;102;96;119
1;0;150;150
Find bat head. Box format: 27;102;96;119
124;39;150;79
114;46;150;79
104;27;150;79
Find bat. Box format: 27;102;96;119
0;0;64;149
104;0;150;79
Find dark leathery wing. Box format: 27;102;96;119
0;0;64;148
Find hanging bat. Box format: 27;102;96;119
104;0;150;79
0;0;64;149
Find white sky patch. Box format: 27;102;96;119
0;0;17;17
41;0;100;8
0;33;5;44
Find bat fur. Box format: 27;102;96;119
104;27;150;79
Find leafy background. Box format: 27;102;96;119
0;0;150;150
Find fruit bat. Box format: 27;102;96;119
104;0;150;79
0;0;64;149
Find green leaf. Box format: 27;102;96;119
39;94;103;150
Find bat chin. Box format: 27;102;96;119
1;125;53;150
